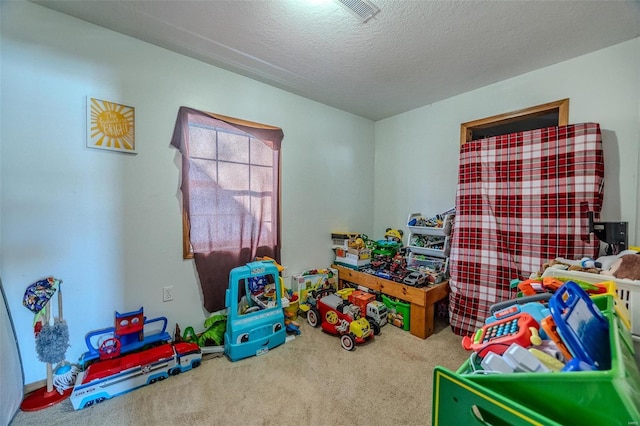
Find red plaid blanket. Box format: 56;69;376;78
449;123;604;336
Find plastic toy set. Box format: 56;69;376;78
291;268;338;313
541;267;640;339
70;307;202;410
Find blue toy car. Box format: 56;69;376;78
224;261;286;361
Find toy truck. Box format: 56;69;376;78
71;341;201;410
306;290;376;351
345;289;388;330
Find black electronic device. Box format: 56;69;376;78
588;212;627;255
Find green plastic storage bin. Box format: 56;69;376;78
456;296;640;425
433;366;562;426
382;294;410;331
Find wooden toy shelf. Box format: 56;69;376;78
332;264;450;339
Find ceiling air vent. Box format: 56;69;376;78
335;0;380;23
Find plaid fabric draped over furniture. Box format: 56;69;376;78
448;123;605;336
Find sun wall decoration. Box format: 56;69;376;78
87;97;136;154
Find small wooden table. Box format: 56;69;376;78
332;264;450;339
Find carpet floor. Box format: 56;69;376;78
11;316;469;426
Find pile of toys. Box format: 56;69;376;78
408;234;445;250
330;225;449;287
461;280;614;375
358;228;439;286
407;207;455;228
70;258;306;411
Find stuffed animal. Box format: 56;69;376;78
538;258;600;276
601;253;640;281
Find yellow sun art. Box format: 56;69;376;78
88;97;136;153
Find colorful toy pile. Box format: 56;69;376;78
453;277;640;425
461;281;613;374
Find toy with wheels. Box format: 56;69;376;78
224;261;286;361
305;290;374;351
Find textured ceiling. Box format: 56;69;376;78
33;0;640;121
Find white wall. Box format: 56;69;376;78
0;1;374;385
374;38;640;247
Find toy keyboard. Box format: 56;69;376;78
462;313;538;355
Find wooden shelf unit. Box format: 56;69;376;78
332;264;450;339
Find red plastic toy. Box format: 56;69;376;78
306;289;376;351
462;312;539;356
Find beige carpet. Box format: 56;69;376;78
11;317;469;426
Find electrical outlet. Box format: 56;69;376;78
163;286;174;302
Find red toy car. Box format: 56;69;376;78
306;289;376;351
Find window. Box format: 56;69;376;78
460;98;569;145
171;107;283;313
185;121;276;258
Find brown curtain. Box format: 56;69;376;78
170;107;283;313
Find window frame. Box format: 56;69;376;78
460;98;569;145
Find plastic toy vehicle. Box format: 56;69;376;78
374;270;393;280
79;307;171;368
71;341;201;410
71;307;202;410
306;289;376;351
341;288;388;330
403;271;428;287
224;261;286;361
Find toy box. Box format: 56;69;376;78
432;367;561;426
333;255;371;269
406;253;448;284
331;232;361;249
334;248;371;260
291;268;338;306
382;294;410;331
456;295;640;425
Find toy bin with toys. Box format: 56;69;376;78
450;290;640;426
382;294;410;331
432;366;561;426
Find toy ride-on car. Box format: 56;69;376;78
305;289;377;351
